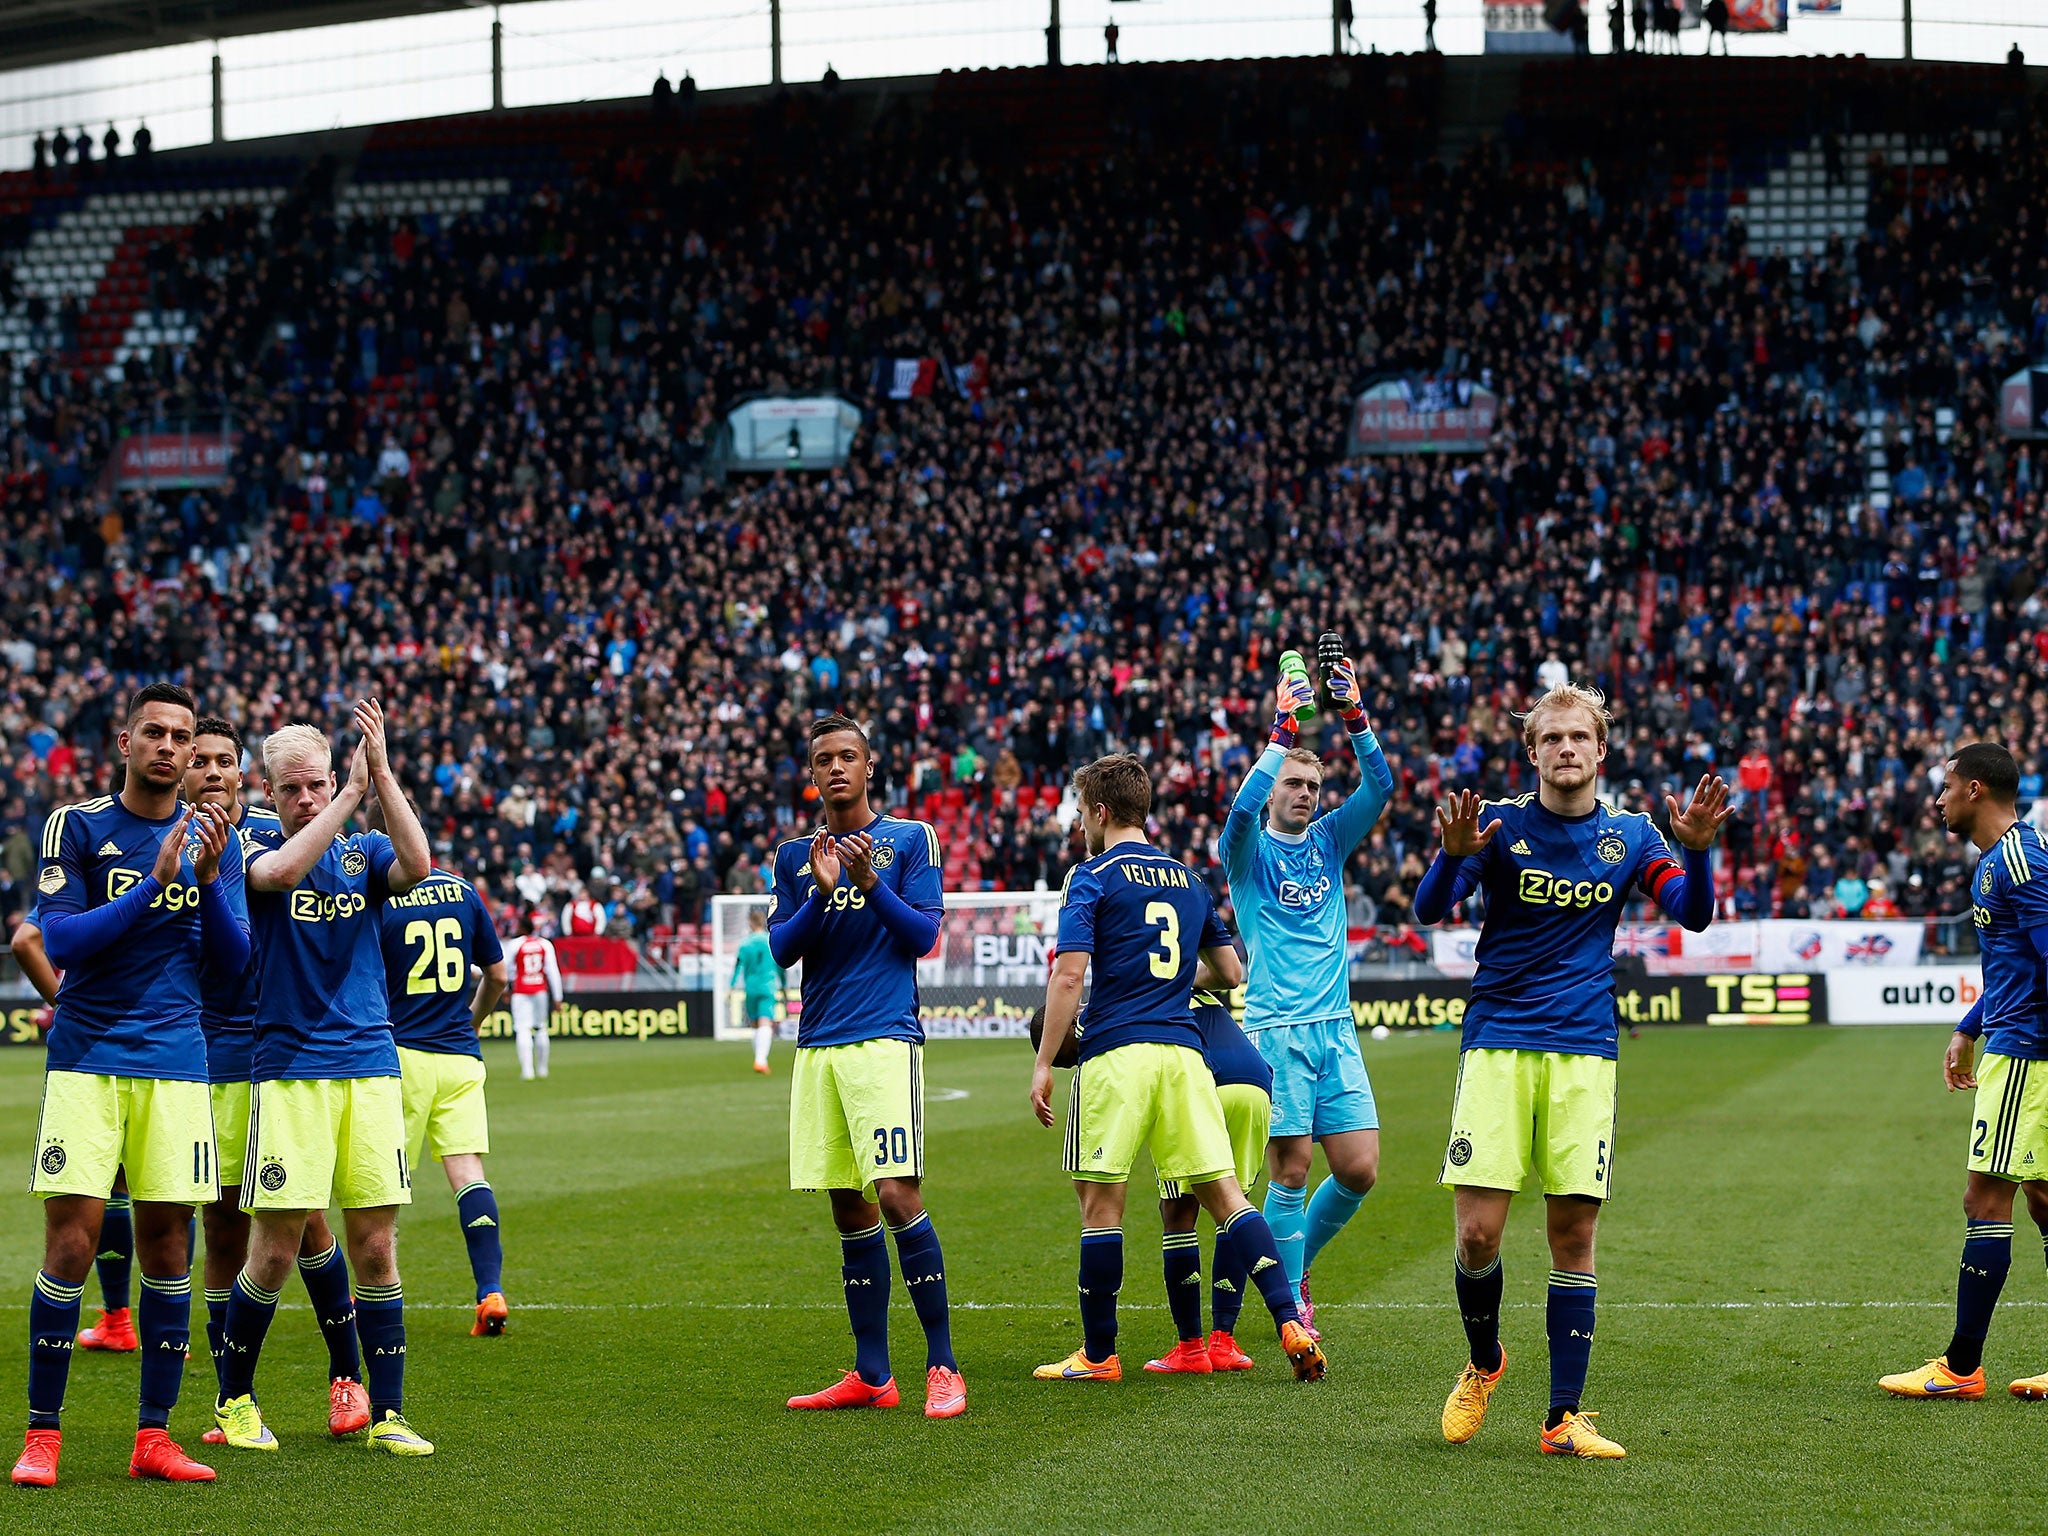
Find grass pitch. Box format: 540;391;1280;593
0;1024;2037;1534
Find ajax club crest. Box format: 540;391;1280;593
1595;834;1627;865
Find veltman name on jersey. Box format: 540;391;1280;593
1115;862;1196;890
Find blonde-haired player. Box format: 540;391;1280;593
1414;682;1730;1459
507;913;562;1080
214;700;438;1457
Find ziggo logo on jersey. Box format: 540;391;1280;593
290;890;368;923
1517;868;1616;910
1277;877;1331;909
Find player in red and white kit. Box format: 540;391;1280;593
507;915;563;1081
560;888;607;938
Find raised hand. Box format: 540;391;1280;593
838;831;878;891
809;827;842;892
1434;789;1501;859
189;804;233;883
150;808;197;888
345;736;370;795
1667;773;1734;851
1274;674;1314;720
354;698;389;776
1327;656;1367;721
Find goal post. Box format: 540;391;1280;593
709;890;1066;1043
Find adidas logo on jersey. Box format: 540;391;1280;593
98;841;122;856
1509;840;1532;855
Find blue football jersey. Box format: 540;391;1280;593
769;816;943;1048
1193;989;1274;1093
37;794;247;1083
1221;735;1391;1032
1058;843;1233;1064
247;829;402;1081
1967;823;2048;1061
381;871;505;1059
1443;797;1693;1060
199;806;281;1084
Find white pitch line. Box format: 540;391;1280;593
0;1297;2022;1312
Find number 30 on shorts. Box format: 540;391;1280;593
872;1126;911;1167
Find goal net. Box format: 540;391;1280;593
708;890;1065;1043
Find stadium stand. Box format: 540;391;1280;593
0;54;2041;960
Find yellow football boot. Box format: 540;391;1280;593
1442;1346;1506;1443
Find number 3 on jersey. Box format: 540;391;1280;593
1145;901;1180;978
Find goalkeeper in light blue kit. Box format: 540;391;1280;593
1220;651;1392;1337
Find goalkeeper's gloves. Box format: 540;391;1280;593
1269;673;1315;748
1327;658;1368;729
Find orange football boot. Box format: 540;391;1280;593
788;1370;900;1409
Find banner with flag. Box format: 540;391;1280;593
871;356;939;400
1796;0;1839;11
1729;0;1788;30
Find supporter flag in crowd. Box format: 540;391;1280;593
1613;926;1671;958
872;356;940;400
2002;369;2048;439
1243;204;1275;262
1796;0;1838;10
1729;0;1788;30
1347;375;1500;455
948;351;988;402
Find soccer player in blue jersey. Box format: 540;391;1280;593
1030;753;1326;1385
184;719;370;1443
1414;685;1728;1459
1222;656;1390;1337
13;682;247;1488
772;714;964;1419
1144;969;1276;1375
1881;742;2048;1402
5;915;138;1354
376;835;511;1336
214;701;437;1458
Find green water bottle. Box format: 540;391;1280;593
1279;650;1318;721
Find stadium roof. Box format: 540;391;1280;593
0;0;536;72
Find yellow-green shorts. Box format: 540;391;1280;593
1159;1081;1270;1201
211;1081;251;1191
243;1077;412;1212
1969;1053;2048;1180
790;1038;923;1198
31;1072;218;1205
1440;1047;1616;1200
399;1046;490;1167
1064;1042;1233;1187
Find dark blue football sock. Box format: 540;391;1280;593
888;1212;955;1372
204;1287;231;1396
1078;1227;1124;1362
1945;1220;2014;1376
1162;1230;1203;1343
1302;1175;1368;1272
354;1282;406;1418
1456;1254;1504;1373
136;1272;191;1430
840;1221;893;1387
1546;1269;1598;1425
1210;1227;1248;1335
219;1271;279;1403
96;1193;133;1313
1220;1208;1300;1332
455;1182;505;1302
298;1241;361;1382
27;1271;83;1428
